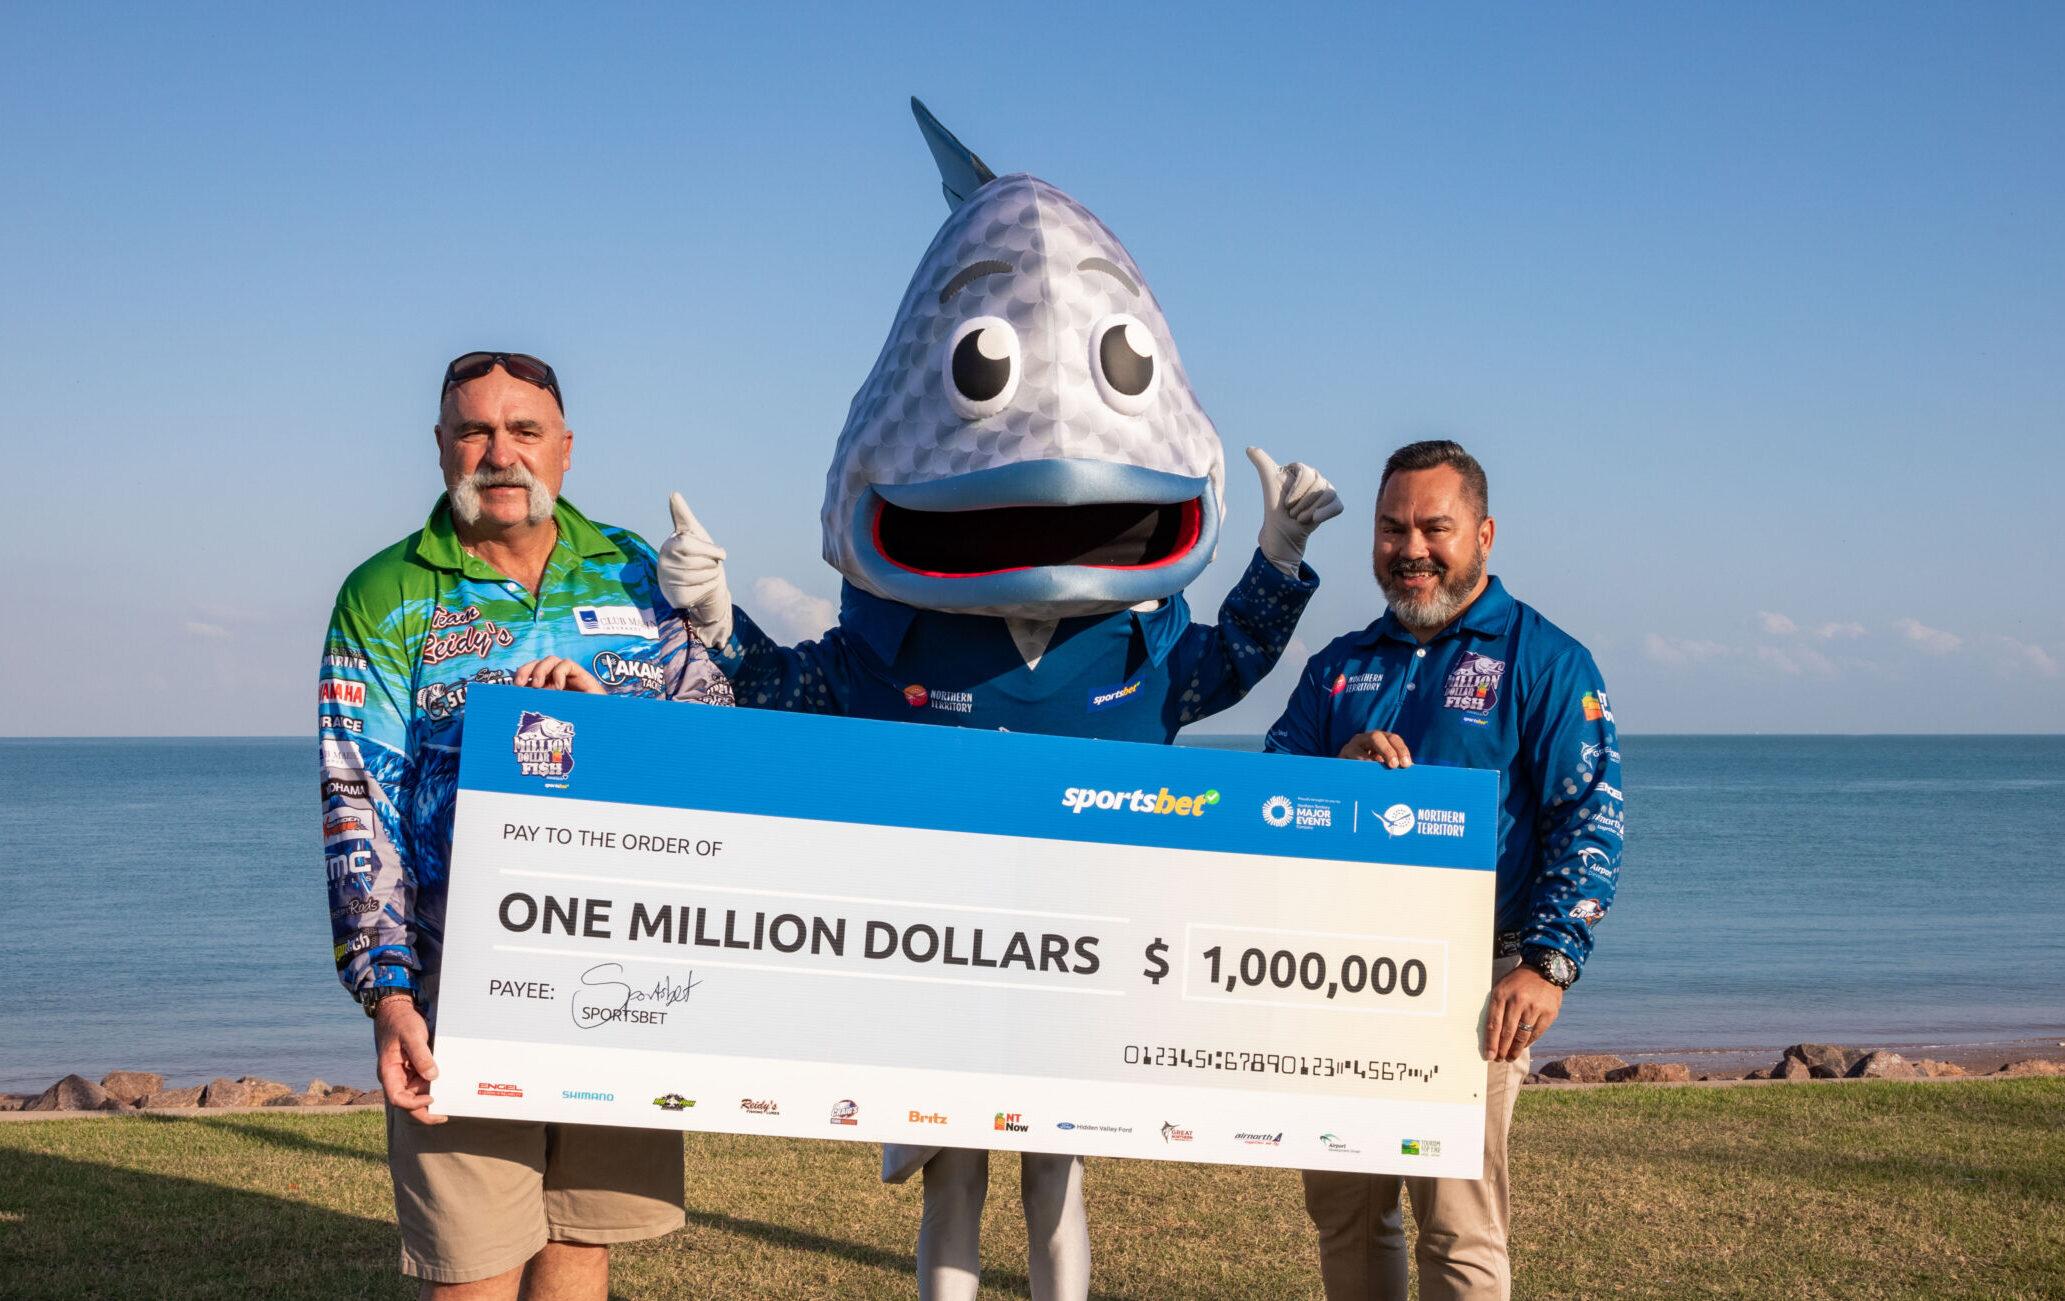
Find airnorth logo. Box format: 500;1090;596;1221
1062;787;1221;817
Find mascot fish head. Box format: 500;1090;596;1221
821;99;1224;619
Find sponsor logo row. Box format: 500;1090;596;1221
470;1084;1443;1156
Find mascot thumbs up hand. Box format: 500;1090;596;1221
1248;446;1344;577
658;492;734;650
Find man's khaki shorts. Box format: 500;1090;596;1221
386;1108;685;1283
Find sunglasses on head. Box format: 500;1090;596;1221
441;351;564;412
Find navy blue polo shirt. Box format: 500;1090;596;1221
1264;576;1622;972
715;548;1318;741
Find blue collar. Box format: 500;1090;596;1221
837;583;1193;667
1355;575;1517;649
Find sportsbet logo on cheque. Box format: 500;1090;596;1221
1061;786;1222;817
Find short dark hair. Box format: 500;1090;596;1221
1379;440;1489;520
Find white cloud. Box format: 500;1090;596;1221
1756;611;1798;636
749;577;837;644
1814;621;1868;640
1642;634;1734;666
1754;644;1836;678
183;621;231;639
1894;618;1962;655
1990;636;2060;678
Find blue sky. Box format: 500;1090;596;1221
4;3;2060;735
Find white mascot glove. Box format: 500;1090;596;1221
658;493;735;651
1247;446;1344;577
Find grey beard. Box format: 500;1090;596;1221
451;465;554;526
1380;549;1486;633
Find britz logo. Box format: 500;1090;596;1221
513;711;575;780
318;678;366;708
1062;786;1220;817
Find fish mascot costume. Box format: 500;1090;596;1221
659;101;1343;1300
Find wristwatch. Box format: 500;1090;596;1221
1520;947;1578;990
360;985;420;1018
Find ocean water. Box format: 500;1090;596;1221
2;736;2060;1092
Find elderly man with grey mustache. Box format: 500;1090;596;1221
317;351;732;1299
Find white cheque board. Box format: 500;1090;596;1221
429;687;1499;1178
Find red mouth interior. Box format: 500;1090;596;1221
873;498;1202;579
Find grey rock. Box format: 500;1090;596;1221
200;1077;254;1108
1849;1051;1919;1079
26;1074;112;1112
1743;1068;1770;1081
347;1089;385;1107
1777;1058;1813;1081
1914;1059;1966;1078
1997;1058;2065;1077
0;1093;30;1111
1604;1063;1693;1084
1809;1064;1844;1079
141;1085;205;1109
1783;1043;1865;1076
237;1077;293;1104
99;1071;164;1103
1538;1054;1630;1084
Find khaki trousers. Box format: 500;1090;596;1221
1300;956;1530;1301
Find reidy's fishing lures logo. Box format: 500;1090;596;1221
513;711;575;782
1060;785;1220;817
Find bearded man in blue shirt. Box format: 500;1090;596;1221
1266;440;1623;1301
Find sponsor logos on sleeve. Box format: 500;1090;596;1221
318;678;366;709
1580;689;1614;722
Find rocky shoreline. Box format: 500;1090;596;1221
0;1072;382;1113
4;1042;2062;1113
1528;1039;2065;1085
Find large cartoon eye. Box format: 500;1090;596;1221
945;316;1021;419
1089;313;1160;416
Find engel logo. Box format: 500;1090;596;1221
1062;787;1221;817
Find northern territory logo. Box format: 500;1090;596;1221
513;711;575;781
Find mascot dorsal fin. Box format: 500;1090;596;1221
911;96;997;210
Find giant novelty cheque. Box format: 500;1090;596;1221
428;685;1499;1179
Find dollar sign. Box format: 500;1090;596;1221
1142;938;1169;986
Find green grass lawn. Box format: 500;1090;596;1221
1;1081;2059;1298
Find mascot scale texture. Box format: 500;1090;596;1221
660;99;1343;1301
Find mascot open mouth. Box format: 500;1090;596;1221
873;497;1202;577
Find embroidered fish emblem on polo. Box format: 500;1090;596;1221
1443;652;1507;713
819;99;1225;620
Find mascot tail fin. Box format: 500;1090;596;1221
911;96;997;210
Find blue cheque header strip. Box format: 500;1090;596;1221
459;686;1497;871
